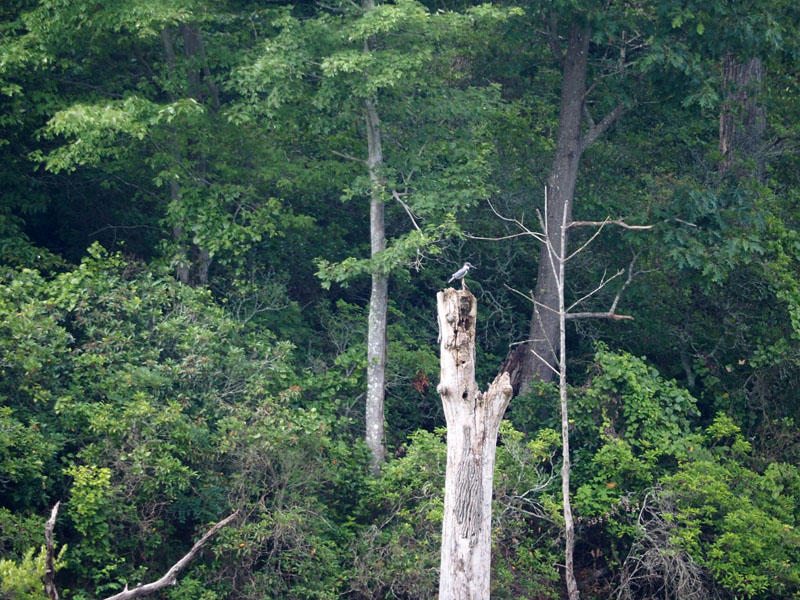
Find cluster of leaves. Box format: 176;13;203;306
525;347;800;599
0;248;363;598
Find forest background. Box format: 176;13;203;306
1;0;800;598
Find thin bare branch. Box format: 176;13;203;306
45;502;60;600
565;218;610;262
102;511;240;600
569;219;654;230
608;253;639;315
503;283;560;316
467;231;541;242
391;190;421;231
331;149;366;164
485;199;547;243
566;311;634;321
567;269;624;312
527;344;560;377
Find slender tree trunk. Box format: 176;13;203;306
161;28;192;285
554;197;579;600
362;3;388;472
161;24;217;286
517;24;590;394
181;23;215;286
437;288;513;600
720;54;765;182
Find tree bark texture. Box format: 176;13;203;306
44;502;60;600
720;54;766;182
437;288;513;600
516;24;590;394
364;90;388;472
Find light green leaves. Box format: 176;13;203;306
39;97;204;173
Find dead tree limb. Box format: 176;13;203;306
44;502;60;600
568;219;654;230
102;510;240;600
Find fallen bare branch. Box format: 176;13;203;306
102;510;240;600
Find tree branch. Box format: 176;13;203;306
391;190;421;231
581;102;629;151
569;219;654;230
102;510;240;600
331;149;366;164
567;268;624;312
565;311;633;321
566;253;643;321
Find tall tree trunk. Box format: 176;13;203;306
720;54;766;182
181;23;215;286
161;28;192;285
516;24;590;394
362;2;388;472
162;24;217;286
437;288;513;600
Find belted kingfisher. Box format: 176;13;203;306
448;262;475;284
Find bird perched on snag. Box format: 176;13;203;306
447;262;475;289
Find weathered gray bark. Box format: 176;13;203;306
517;24;589;393
553;201;579;600
44;502;60;600
720;54;765;182
437;288;513;600
362;0;388;473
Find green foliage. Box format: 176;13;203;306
570;346;701;525
0;545;64;600
662;415;800;599
1;0;800;597
0;248;318;593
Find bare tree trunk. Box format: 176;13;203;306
720;54;765;182
517;25;589;394
554;199;579;600
362;3;388;472
437;288;513;600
